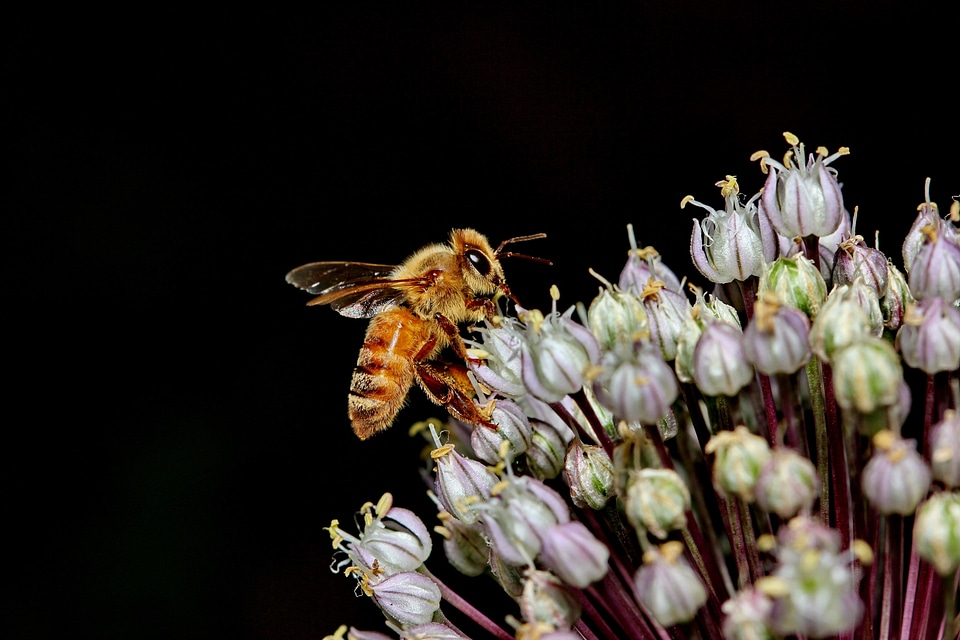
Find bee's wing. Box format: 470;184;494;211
285;261;410;319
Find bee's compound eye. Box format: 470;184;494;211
465;248;492;276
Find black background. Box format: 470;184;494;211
5;3;959;639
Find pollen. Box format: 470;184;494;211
715;175;739;197
680;195;695;209
853;539;874;565
783;131;800;146
430;443;456;459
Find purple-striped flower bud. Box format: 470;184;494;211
903;186;960;279
470;400;532;465
432;442;498;525
880;260;914;331
587;285;648;350
896;297;960;374
640;281;692;361
705;426;772;501
358;505;433;573
593;343;679;425
563;440;615;510
809;284;873;363
817;206;852;284
634;541;708;627
526;415;572;481
756;134;848;239
686;176;776;283
831;336;903;414
520;307;601;403
468;316;527;398
519;569;582;630
862;430;931;515
758;253;828;320
930;410;960;488
743;293;811;375
619;228;683;294
437;511;488;577
831;234;889;296
369;570;442;628
906;223;960;302
480;476;570;566
754;449;819;518
539;520;610;588
693;319;754;397
912;492;960;576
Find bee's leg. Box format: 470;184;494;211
416;359;497;429
433;313;470;359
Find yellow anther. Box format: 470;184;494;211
659;540;686;563
330;533;344;549
950;199;959;221
887;447;907;463
499;440;512;461
853;539;874;565
359;501;375;513
434;525;451;539
322;624;349;640
344;565;362;578
783;131;800;146
550;284;560;301
364;512;373;527
750;149;770;161
583;364;604;382
783;149;795;169
801;549;820;571
466;347;490;360
872;429;897;451
430;443;456;459
757;533;777;552
837;146;850;156
680;194;696;209
491;479;510;496
756;575;791;597
325;519;341;538
716;175;739;197
816;146;829;157
636;246;660;260
376;493;393;516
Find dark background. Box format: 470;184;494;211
5;3;958;639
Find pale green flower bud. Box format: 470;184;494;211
369;570;442;628
526;416;571;481
437;511;488;577
880;260;914;331
704;425;772;501
758;253;828;319
754;449;819;518
521;307;600;403
519;569;582;630
624;468;690;539
831;336;903;414
488;546;525;598
930;410;960;488
539;520;610;588
896;297;960;374
587;285;648;350
721;588;775;640
563;440;615;510
634;541;707;627
862;430;931;515
470;399;532;465
912;491;960;576
809;284;873;362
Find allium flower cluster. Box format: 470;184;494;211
319;134;960;640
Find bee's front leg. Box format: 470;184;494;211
415;359;497;430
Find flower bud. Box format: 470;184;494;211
359;505;433;573
912;492;960;576
587;285;648;350
896;297;960;374
481;476;569;566
437;511;488;577
861;430;931;515
519;569;582;630
831;235;889;297
721;588;775;640
634;541;708;627
620;240;683;294
754;449;819;518
641;282;692;361
399;623;467;639
525;416;572;481
902;193;960;278
433;443;498;525
539;520;610;588
930;410;960;488
470;400;532;465
758;253;828;320
593;343;679;424
743;293;811;375
369;570;442;628
831;336;903;414
488;546;525;598
693;320;754;397
705;426;772;501
521;307;601;403
906;221;960;302
880;260;914;331
817;206;852;284
563;440;615;510
624;468;690;539
808;285;873;363
469;317;527;398
757;136;847;239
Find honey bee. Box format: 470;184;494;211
285;228;547;440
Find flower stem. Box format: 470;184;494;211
420;566;514;640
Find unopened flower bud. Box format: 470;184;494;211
831;336;903;414
624;468;690;539
359;506;433;573
754;449;819;518
433;442;497;525
469;317;527;398
930;410;960;488
526;416;571;481
587;285;648;350
539;520;610;588
912;492;960;576
693;320;754;397
906;221;960;302
862;430;931;515
758;253;828;320
641;282;691;361
437;511;488;577
634;541;708;627
743;293;811;375
880;260;914;331
593;343;679;424
721;588;775;640
488;546;525;598
831;235;889;296
563;440;615;510
481;476;570;566
896;297;960;374
369;570;442;628
521;307;601;403
758;136;847;239
809;285;873;362
705;426;772;501
520;569;582;630
619;233;682;293
470;400;532;465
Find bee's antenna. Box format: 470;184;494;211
495;233;552;265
